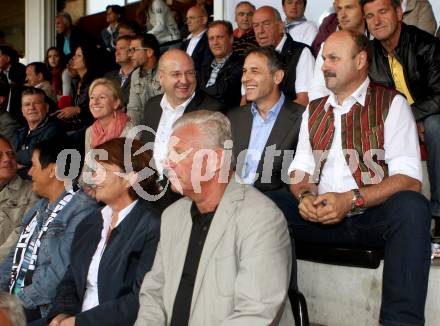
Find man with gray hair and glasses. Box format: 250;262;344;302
136;110;294;325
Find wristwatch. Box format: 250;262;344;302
298;190;315;203
350;188;365;214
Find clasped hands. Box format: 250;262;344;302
298;191;353;225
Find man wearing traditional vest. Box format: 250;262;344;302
268;30;431;326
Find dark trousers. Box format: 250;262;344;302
267;190;431;326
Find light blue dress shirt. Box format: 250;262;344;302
241;93;285;184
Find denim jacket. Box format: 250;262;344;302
0;190;100;318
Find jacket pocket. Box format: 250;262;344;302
215;255;237;297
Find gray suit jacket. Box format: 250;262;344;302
135;176;294;325
228;98;305;192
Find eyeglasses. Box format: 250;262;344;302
164;70;196;79
128;47;149;53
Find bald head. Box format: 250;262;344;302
186;5;208;35
158;49;197;107
322;31;370;102
252;6;284;47
159;49;194;71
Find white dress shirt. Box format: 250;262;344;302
185;30;206;56
81;200;138;312
309;44;329;101
285;20;318;46
153;93;195;175
289;78;422;194
275;34;315;93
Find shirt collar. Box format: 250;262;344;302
160;91;196;112
326;77;370;110
275;34;287;53
101;199;138;229
285;17;307;27
401;0;408;12
251;92;285;121
119;67;133;78
211;52;232;68
107;23;119;34
139;64;158;78
187;29;206;40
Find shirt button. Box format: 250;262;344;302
202;226;208;232
198;241;203;246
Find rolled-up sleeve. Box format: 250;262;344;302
384;94;423;182
288;108;316;176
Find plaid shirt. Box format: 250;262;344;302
127;64;163;125
206;53;232;88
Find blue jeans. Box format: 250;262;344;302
267;190;431;326
423;114;440;216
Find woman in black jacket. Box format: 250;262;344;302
47;138;161;326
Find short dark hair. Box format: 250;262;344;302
245;46;285;73
118;20;142;36
349;31;373;64
360;0;400;8
27;62;51;82
33;138;67;169
106;4;124;19
207;20;234;37
116;35;134;43
94;138;160;199
134;33;160;59
282;0;307;8
0;45;19;64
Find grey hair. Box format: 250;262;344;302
0;291;26;326
236;1;256;10
56;11;72;26
172;110;232;150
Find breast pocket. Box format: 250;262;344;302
45;222;66;237
215;255;238;297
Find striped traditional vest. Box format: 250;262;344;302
308;83;399;187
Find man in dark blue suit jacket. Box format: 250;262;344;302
181;5;213;75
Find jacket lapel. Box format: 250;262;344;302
256;100;296;173
189;177;244;316
233;105;253;174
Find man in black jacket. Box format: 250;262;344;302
181;6;212;75
0;45;26;125
363;0;440;231
55;12;84;60
198;20;243;109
